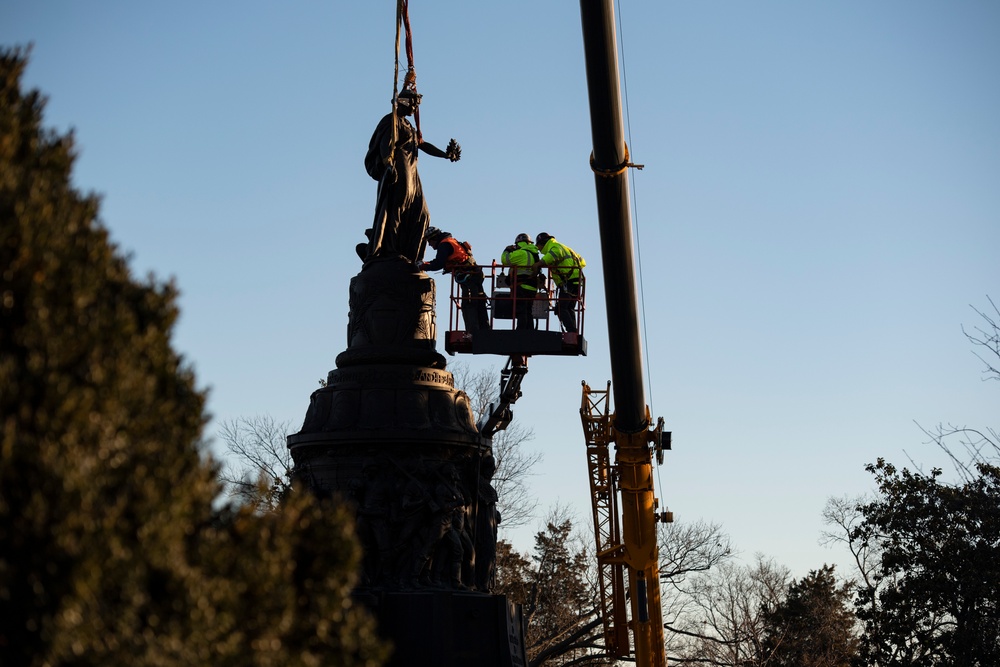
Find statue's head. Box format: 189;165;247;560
396;89;422;115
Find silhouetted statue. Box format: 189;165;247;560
362;89;461;265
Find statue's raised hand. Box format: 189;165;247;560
446;139;461;162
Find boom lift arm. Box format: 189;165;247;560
477;356;529;438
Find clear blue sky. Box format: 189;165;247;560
4;1;997;578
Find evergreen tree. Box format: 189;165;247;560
494;539;534;606
494;516;605;666
762;565;859;667
0;47;387;666
527;518;596;659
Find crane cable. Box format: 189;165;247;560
616;1;663;484
390;0;421;170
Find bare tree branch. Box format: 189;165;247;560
658;519;733;583
452;362;541;528
217;415;294;511
663;554;789;666
963;295;1000;382
915;421;999;481
821;495;880;594
913;297;999;480
529;614;605;667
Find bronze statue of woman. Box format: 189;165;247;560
362;89;460;265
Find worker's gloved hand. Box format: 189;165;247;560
446;139;461;162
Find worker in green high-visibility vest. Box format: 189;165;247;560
501;233;541;332
532;232;586;334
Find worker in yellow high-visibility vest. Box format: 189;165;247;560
532;232;585;334
500;233;541;331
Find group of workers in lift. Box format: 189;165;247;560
419;228;586;336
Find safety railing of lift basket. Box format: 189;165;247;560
446;261;586;337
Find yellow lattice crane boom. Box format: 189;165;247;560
581;382;669;667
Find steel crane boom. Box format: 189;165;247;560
578;1;669;665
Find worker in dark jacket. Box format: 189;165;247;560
532;232;585;333
501;233;541;331
419;226;489;332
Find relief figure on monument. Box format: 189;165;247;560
351;458;394;587
394;459;437;588
431;464;476;590
397;461;472;590
475;454;501;592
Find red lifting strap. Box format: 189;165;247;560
401;0;415;68
398;0;422;141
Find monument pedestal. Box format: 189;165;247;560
289;258;526;665
366;592;525;667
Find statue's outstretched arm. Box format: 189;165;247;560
419;138;461;162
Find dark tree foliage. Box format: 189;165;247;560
0;48;387;666
495;539;534;605
852;459;1000;667
762;565;858;667
495;518;606;667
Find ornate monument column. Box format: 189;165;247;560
288;257;526;666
